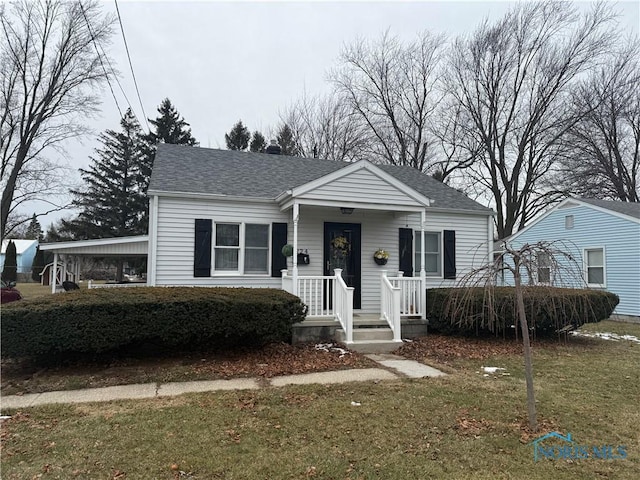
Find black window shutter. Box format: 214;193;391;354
194;219;212;277
271;223;288;277
399;228;413;277
444;230;456;279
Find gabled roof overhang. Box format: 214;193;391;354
275;160;432;212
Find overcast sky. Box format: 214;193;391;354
29;0;640;229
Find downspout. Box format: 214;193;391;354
148;195;159;286
292;202;299;296
421;209;427;320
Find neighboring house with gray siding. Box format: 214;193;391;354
145;144;495;344
506;198;640;319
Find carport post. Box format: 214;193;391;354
51;252;58;294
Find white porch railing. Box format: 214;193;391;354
283;269;422;344
282;268;354;343
389;272;424;317
380;271;402;341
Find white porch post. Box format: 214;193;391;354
420;210;427;320
51;252;58;294
292;202;299;296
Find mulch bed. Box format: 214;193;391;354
0;343;375;395
394;333;525;365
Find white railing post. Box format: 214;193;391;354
345;285;354;343
380;269;387;319
391;286;401;341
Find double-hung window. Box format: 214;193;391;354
214;223;269;274
585;248;605;287
414;232;441;276
215;224;240;271
244;224;269;274
536;252;551;284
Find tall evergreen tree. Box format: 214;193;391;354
2;240;17;282
250;131;267;153
225;120;250;151
276;124;298;156
147;98;198;146
67;109;147;239
31;245;45;282
25;214;44;241
136;99;199;230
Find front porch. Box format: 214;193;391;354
282;268;428;352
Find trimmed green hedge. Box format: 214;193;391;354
1;287;307;358
427;287;619;336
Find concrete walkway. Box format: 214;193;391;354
1;357;445;410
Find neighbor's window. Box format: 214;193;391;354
415;232;441;276
565;215;574;229
536;252;551;284
585;248;605;286
214;223;269;274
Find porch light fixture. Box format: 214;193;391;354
340;207;354;215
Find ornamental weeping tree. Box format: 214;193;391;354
445;240;586;432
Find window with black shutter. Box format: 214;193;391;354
194;219;212;277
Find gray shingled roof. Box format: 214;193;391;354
149;144;493;214
578;198;640;220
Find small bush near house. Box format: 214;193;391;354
427;287;619;336
1;287;307;358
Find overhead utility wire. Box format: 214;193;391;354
114;0;150;131
79;1;123;118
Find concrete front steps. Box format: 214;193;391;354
335;314;404;353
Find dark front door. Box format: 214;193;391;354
324;222;361;309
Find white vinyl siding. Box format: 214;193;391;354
152;197;492;312
297;169;423;208
154;197;287;287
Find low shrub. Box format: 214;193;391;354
427;286;619;336
1;287;307;358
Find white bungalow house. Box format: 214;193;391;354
40;144;495;349
145;145;494;347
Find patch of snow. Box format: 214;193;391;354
482;366;506;374
570;331;640;344
314;343;351;357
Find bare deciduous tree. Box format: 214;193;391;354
557;41;640;202
280;92;369;162
330;30;447;173
448;1;617;238
0;0;115;238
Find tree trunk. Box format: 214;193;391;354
514;264;537;432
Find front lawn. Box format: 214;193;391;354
1;321;638;479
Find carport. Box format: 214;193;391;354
39;236;148;293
